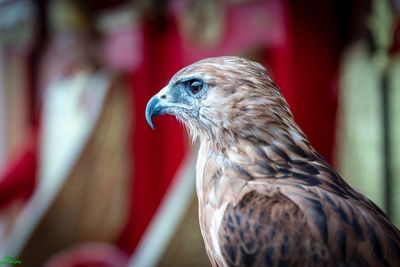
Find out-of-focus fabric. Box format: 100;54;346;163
337;41;400;225
1;70;132;266
390;55;400;226
44;242;129;267
284;1;340;164
0;137;37;211
119;15;188;252
0;52;6;172
337;42;385;208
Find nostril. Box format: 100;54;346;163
160;95;167;100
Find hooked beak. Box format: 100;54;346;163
145;86;170;129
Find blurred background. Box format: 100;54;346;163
0;0;399;266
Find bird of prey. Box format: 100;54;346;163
145;56;400;266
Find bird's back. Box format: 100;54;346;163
197;137;400;267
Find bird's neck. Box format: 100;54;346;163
197;122;317;190
203;120;310;157
196;140;248;209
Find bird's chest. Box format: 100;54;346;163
198;198;228;267
196;162;228;265
196;151;246;266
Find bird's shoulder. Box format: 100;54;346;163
226;137;397;233
207;135;400;266
218;187;324;267
217;180;400;267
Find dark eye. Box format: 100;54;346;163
189;80;203;94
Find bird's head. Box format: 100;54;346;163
146;56;295;148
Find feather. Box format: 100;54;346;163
146;56;400;267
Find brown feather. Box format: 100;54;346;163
151;56;400;267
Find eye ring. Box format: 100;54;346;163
189;80;203;94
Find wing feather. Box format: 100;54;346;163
218;185;400;266
218;190;327;267
216;140;400;266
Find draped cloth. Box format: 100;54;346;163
1;70;132;266
336;42;400;226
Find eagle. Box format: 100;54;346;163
145;56;400;266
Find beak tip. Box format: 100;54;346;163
149;121;155;130
145;110;156;130
145;95;160;130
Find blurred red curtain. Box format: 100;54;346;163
118;16;187;252
268;0;340;164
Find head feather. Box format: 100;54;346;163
169;56;303;151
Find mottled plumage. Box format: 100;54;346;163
145;56;400;266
